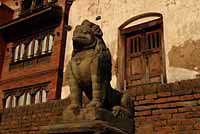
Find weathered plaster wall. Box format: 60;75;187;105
62;0;200;98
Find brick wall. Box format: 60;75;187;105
1;78;200;134
0;98;70;134
130;78;200;134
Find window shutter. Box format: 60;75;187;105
5;96;11;108
14;45;20;62
26;93;31;105
20;44;25;60
18;93;25;106
12;96;16;108
42;36;47;54
28;41;33;58
34;40;39;56
48;34;54;52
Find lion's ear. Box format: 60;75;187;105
92;25;103;37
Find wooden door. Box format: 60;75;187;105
126;34;146;86
125;24;164;87
145;29;162;83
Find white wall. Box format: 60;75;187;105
62;0;200;98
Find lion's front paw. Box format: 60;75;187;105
112;106;121;117
63;104;81;121
66;104;81;114
87;101;103;108
112;106;132;119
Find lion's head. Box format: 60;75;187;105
72;20;106;55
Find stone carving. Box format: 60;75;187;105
63;20;133;120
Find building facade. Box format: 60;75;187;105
2;0;200;104
1;0;200;134
0;0;72;109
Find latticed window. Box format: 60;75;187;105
20;0;57;14
14;45;20;62
27;41;33;58
21;0;44;13
21;0;32;12
13;32;54;62
35;89;47;104
35;0;44;7
3;83;49;108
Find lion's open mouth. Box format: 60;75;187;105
73;36;87;41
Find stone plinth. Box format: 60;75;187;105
40;108;133;134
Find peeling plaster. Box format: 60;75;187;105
167;67;199;83
169;39;200;72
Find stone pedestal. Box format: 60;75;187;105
40;108;133;134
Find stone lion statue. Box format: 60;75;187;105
65;20;133;117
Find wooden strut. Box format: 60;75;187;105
55;0;73;98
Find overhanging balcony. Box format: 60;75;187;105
19;0;58;17
0;0;62;42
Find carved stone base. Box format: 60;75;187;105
41;120;130;134
40;108;133;134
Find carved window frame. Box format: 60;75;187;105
11;30;55;65
20;0;57;15
3;83;49;108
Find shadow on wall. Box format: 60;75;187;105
169;39;200;73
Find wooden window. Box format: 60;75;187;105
42;89;47;103
14;45;20;62
35;0;44;7
26;93;31;105
18;93;25;106
21;0;32;12
12;96;17;108
48;0;53;3
3;83;49;108
21;0;45;14
35;91;41;104
122;18;166;87
5;96;11;108
129;35;142;54
4;96;17;108
48;34;54;52
147;31;161;50
27;41;33;58
39;34;54;54
19;44;25;60
35;89;47;103
37;39;43;55
12;31;54;66
42;36;47;54
34;40;39;56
